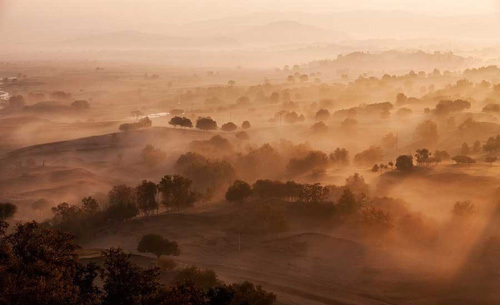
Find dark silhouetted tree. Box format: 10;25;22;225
337;189;361;215
136;180;158;215
107;185;138;222
157;175;199;209
169;116;192;128
101;248;161;305
221;122;237;132
0;202;16;220
196;117;217;131
225;180;253;203
396;155;413;171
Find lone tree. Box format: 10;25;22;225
241;120;251;129
0;202;16;220
196;117;217;131
225;180;253;203
221;122;237;132
396;155;413;171
169;116;193;128
136;180;158;215
137;233;180;259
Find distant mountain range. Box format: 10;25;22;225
63;20;347;49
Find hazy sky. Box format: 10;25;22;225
1;0;499;44
2;0;499;27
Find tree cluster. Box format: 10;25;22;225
119;117;153;131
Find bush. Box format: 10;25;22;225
137;234;180;258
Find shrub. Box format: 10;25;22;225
137;234;180;258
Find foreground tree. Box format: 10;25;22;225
0;222;276;305
101;248;161;305
137;234;180;259
0;221;100;305
241;120;251;129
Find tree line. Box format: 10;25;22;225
48;175;201;239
